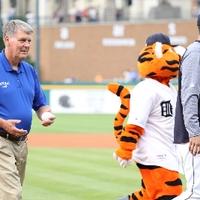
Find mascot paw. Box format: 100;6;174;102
113;152;132;168
115;148;132;160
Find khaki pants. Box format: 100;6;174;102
0;136;28;200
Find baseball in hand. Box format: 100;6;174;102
41;112;55;121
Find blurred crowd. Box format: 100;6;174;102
2;0;200;25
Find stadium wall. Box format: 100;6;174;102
32;20;196;82
42;84;132;114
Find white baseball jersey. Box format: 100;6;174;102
127;78;179;171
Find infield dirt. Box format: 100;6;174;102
28;134;116;148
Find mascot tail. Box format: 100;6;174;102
107;83;130;139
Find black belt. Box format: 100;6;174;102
0;131;26;142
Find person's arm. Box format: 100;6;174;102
0;118;27;136
32;69;56;127
181;50;200;155
36;105;56;127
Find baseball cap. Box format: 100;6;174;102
197;14;200;26
145;33;171;45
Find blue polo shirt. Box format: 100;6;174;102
0;51;47;133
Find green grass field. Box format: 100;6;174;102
24;114;141;200
23;114;185;200
23;148;141;200
31;114;114;134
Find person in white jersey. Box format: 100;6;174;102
109;33;185;200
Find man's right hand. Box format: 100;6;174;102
0;119;27;137
189;135;200;155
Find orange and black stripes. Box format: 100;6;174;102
137;43;180;80
128;163;183;200
107;83;130;138
107;83;144;160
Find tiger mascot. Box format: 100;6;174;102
108;33;185;200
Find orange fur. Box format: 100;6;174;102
137;43;180;81
107;40;183;199
130;165;182;200
107;83;144;160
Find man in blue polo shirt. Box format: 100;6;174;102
0;19;55;200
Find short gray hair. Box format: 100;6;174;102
3;19;33;37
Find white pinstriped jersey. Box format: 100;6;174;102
127;78;179;171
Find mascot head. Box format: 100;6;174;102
137;33;183;84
